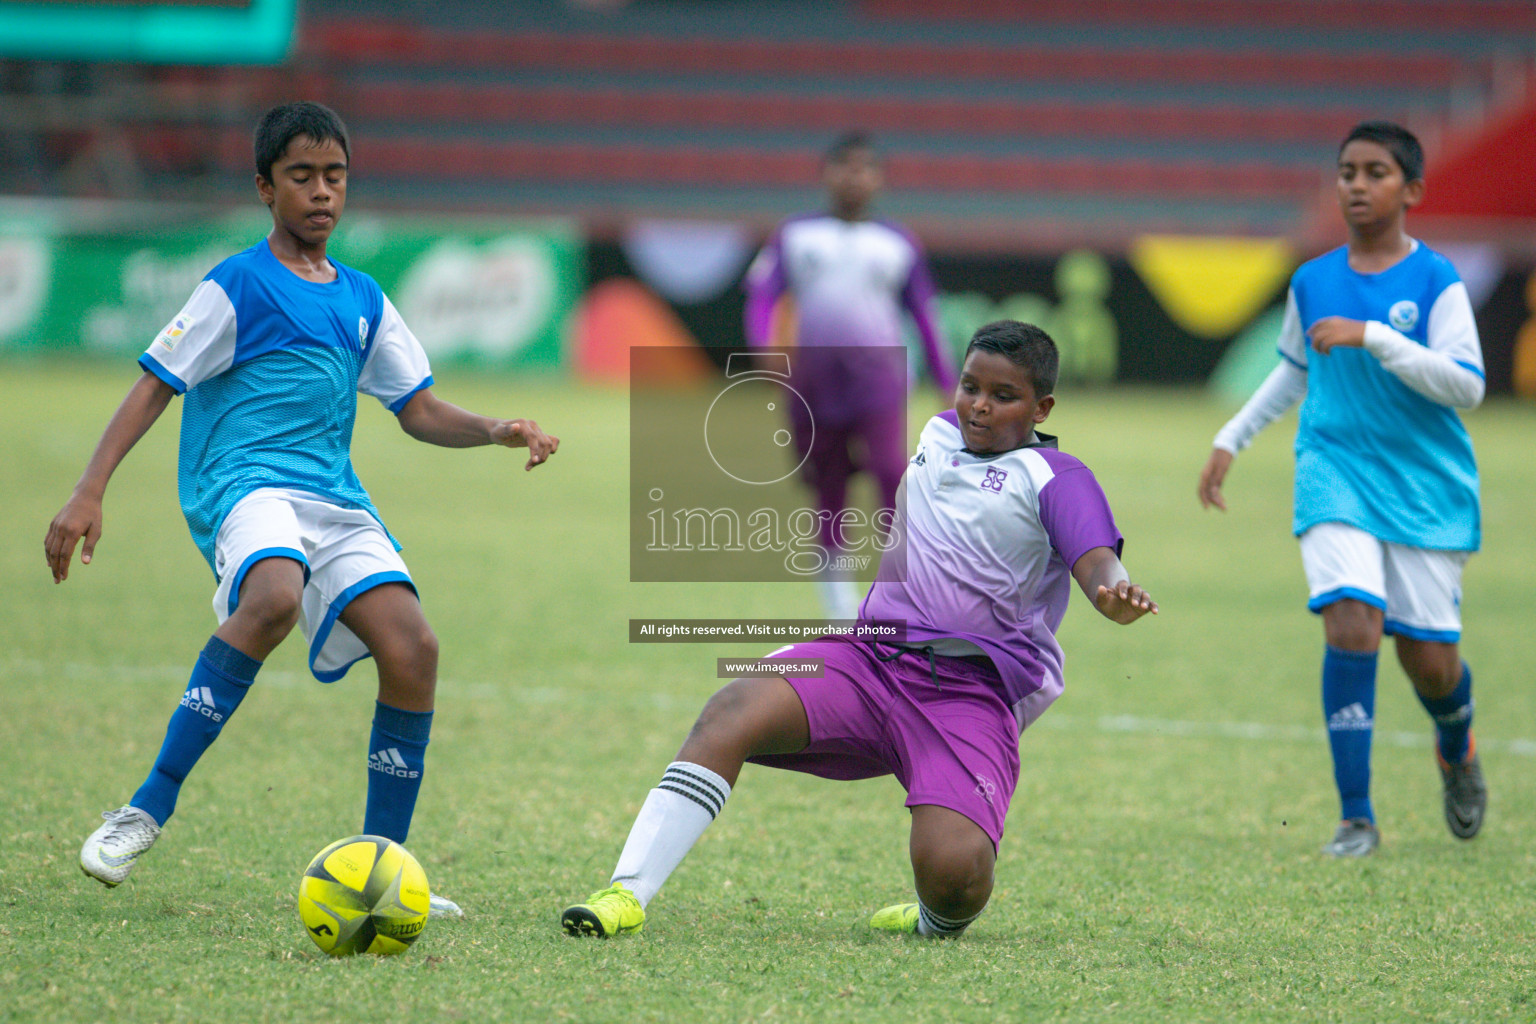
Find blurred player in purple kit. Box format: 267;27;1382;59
743;132;956;618
562;320;1155;939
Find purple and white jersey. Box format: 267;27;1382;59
743;214;955;394
861;411;1123;730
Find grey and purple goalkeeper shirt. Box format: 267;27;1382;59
861;410;1124;730
743;213;956;396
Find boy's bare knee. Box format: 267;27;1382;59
914;841;994;917
238;588;301;641
678;678;807;775
911;813;996;918
1323;600;1383;652
411;623;439;670
378;624;438;682
686;683;752;745
1396;640;1461;698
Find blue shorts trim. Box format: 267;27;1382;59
308;571;416;683
1307;586;1386;614
1384;620;1460;643
138;353;188;394
225;547;310;618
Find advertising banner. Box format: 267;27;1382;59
581;235;1530;396
0;207;580;368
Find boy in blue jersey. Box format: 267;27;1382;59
1198;121;1486;857
45;102;559;912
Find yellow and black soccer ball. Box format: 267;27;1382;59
298;835;430;957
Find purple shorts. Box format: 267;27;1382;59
747;639;1020;846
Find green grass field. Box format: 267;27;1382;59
4;360;1534;1023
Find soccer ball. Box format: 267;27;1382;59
298;835;430;956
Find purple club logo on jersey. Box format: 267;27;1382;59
981;467;1007;493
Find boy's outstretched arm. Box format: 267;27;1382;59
45;372;176;583
395;388;559;470
1198;358;1307;511
1070;546;1158;624
1197;448;1234;511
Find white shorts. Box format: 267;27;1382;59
212;488;414;682
1298;522;1469;643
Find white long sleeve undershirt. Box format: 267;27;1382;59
1212;360;1307;454
1213;279;1485;454
1361;320;1485;409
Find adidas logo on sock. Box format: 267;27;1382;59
369;747;420;779
179;685;223;722
1328;702;1373;732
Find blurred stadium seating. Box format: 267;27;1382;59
1;0;1532;250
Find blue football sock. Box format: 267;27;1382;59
363;701;432;844
1322;645;1377;824
131;637;260;826
1416;663;1474;764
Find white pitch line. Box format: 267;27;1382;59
1039;712;1536;758
9;657;1533;757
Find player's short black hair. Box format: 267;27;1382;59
965;320;1059;398
255;102;350;182
1340;120;1424;183
825;130;876;164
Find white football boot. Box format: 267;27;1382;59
80;806;162;886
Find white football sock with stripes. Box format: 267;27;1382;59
610;761;731;908
916;900;982;937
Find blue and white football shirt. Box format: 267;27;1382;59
1281;242;1482;551
139;239;433;573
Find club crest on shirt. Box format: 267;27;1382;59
1388;300;1419;332
981;467;1008;492
357;316;369;348
155;314;193;351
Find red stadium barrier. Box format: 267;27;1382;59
302;20;1472;91
133;124;1322;200
326;79;1374;145
861;0;1536;33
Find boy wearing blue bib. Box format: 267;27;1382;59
46;103;560;910
1198;122;1486;857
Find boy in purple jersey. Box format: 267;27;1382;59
562;321;1156;939
743;132;956;618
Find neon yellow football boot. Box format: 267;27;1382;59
869;903;920;934
561;882;645;937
